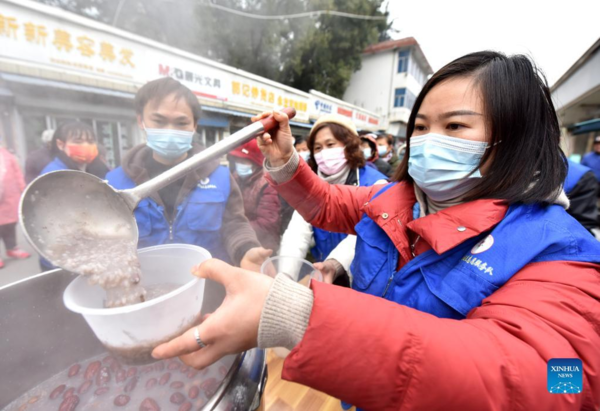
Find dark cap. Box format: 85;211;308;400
594;135;600;144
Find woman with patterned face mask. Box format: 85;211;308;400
42;121;108;177
155;52;600;411
279;114;387;286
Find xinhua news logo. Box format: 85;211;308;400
547;358;583;394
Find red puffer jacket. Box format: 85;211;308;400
271;159;600;411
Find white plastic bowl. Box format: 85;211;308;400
63;244;210;364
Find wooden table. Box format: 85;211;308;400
262;349;355;411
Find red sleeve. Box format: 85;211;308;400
266;159;381;235
282;261;600;411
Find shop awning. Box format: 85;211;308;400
570;118;600;135
201;105;255;118
200;105;312;129
198;109;229;128
0;73;134;99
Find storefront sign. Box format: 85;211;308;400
0;4;137;81
0;0;311;121
309;91;381;130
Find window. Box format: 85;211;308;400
394;88;406;107
397;50;410;73
394;88;417;110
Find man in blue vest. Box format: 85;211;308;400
106;77;271;270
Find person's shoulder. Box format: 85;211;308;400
41;157;63;174
362;164;388;181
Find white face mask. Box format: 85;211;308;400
298;151;311;162
314;147;347;175
362;147;372;159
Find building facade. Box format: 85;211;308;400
0;0;381;167
343;37;433;141
551;38;600;161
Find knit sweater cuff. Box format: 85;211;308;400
257;274;314;350
264;150;300;184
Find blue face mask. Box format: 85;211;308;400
377;145;388;156
408;133;489;201
235;162;254;177
145;126;194;160
362;147;372;159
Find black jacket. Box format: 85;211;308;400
566;170;599;232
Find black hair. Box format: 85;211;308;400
377;134;394;146
294;135;307;146
394;51;566;204
135;77;201;123
52;121;96;155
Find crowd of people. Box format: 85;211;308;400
1;51;600;410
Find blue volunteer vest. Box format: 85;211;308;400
311;166;387;262
565;159;592;194
41;157;70;174
106;166;231;263
350;183;600;319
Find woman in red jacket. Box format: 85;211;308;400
154;52;600;410
0;147;30;268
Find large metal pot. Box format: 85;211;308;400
0;269;266;410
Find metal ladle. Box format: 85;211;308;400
19;108;296;272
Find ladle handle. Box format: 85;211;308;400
120;107;297;210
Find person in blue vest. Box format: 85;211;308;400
105;77;270;271
565;159;599;234
279;114;387;287
42;121;109;178
581;135;600;184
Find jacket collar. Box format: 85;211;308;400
366;182;508;256
407;199;508;254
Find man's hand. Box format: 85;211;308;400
240;247;273;273
152;259;273;369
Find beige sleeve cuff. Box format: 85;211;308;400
257;274;314;350
264;150;300;184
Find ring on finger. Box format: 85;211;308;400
194;327;207;349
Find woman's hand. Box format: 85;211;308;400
240;247;273;273
252;110;295;167
152;259;273;369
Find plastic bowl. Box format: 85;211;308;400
63;244;209;364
